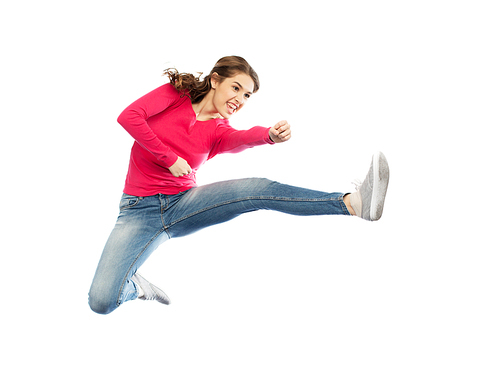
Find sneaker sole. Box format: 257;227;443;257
370;151;389;221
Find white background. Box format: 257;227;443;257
2;1;499;383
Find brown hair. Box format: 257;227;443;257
163;56;260;104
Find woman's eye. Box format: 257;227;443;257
244;93;251;99
233;86;239;92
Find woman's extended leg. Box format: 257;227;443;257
164;151;389;237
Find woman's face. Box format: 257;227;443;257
211;73;254;119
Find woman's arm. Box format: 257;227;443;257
209;120;292;160
117;84;180;168
209;124;274;158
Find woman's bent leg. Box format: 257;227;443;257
166;178;351;238
89;195;167;315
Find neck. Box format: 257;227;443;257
192;90;220;121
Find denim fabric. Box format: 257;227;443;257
89;178;350;314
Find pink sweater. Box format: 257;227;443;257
117;83;274;196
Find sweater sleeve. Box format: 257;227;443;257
117;84;180;168
208;120;275;160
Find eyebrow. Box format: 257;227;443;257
234;81;253;94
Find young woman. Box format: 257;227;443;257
89;56;390;315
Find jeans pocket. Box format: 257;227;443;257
119;194;143;211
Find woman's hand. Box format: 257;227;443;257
269;120;292;143
169;156;192;177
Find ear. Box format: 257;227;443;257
210;72;220;89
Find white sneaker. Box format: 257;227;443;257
131;273;170;305
351;151;390;221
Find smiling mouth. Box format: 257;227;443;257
227;102;238;115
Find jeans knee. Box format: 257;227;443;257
88;291;117;315
245;177;275;191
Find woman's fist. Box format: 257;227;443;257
269;120;292;143
169;156;192;177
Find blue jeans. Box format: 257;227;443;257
89;178;350;314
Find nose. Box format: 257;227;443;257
235;93;244;106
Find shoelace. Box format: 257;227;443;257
352;179;362;190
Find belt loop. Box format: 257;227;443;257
159;193;169;214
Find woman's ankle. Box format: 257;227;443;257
343;193;357;216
